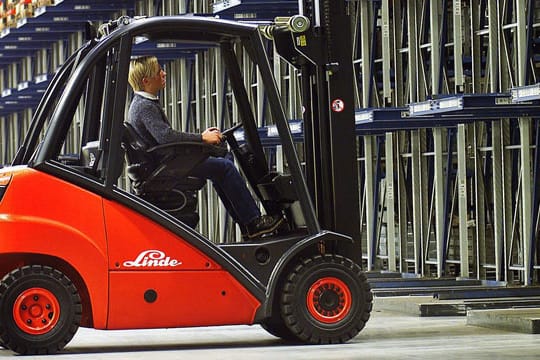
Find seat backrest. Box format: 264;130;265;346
121;122;209;194
121;123;161;191
122;122;154;165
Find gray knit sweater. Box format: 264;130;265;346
127;94;202;147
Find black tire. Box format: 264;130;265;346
260;314;298;342
0;265;82;355
280;254;372;344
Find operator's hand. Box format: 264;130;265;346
202;127;223;144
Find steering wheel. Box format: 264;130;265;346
221;122;243;140
220;123;244;152
203;123;243;157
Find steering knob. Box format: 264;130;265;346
221;123;243;139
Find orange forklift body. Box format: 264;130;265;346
0;16;372;356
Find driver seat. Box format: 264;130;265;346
121;122;217;228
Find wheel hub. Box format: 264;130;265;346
307;277;352;324
13;287;60;335
318;288;340;311
29;304;43;318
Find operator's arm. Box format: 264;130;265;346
145;104;202;144
201;127;223;144
129;96;202;144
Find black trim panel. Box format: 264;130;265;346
256;230;354;321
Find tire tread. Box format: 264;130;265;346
280;254;372;344
0;265;82;355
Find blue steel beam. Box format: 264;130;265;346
0;1;136;116
16;1;134;26
0;50;37;58
356;94;540;135
438;0;449;95
20;13;123;24
0;100;41;115
0;77;51;116
442;128;456;274
132;40;208;61
436;286;540;300
529;120;540;284
369;277;483;289
0;33;70;42
0;1;136;68
367;0;381;107
185;59;195;131
1;0;135;38
371;136;384;269
239;91;540;144
34;1;135;13
212;0;298;21
1;23;84;37
525;0;536;83
0;43;51;50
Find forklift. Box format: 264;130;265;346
0;15;372;355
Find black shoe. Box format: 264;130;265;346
245;215;284;239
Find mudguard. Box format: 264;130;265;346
259;230;353;320
0;167;109;328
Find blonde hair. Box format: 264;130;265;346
128;56;160;91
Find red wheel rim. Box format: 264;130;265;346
306;277;352;324
13;287;61;335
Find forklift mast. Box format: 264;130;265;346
272;0;361;262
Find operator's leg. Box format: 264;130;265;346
212;186;243;225
188;157;283;239
188;157;260;225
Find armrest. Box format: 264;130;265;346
144;141;227;182
148;141;227;158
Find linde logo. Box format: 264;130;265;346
123;250;182;268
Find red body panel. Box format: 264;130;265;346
104;200;221;271
108;271;260;329
0;167;260;331
0;167;109;328
103;200;261;328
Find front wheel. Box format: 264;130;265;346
280;254;372;344
260;314;298;342
0;265;82;355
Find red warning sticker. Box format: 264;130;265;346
331;99;345;112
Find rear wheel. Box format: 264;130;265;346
0;265;82;355
280;254;372;344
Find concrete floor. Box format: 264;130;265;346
1;300;539;359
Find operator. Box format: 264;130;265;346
127;55;283;240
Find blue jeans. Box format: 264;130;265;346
188;156;261;225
